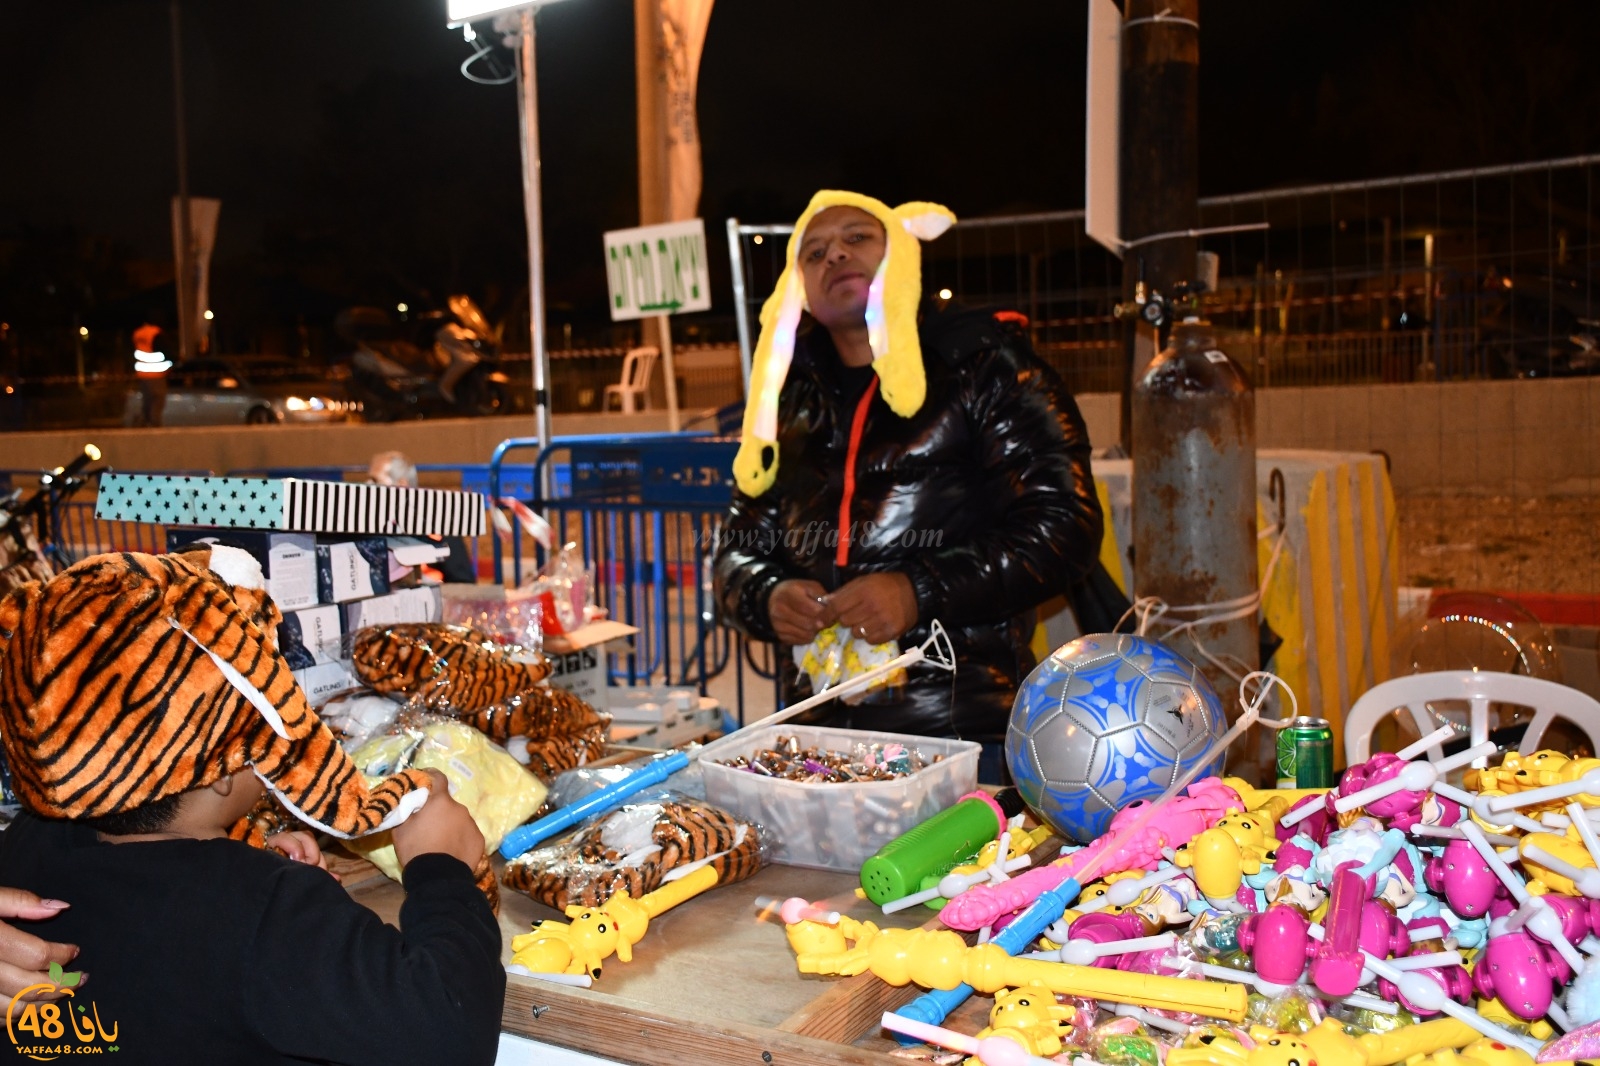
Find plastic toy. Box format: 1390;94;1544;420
789;915;1249;1021
1173;805;1282;909
1165;1026;1320;1066
860;788;1027;905
880;1011;1060;1066
970;983;1075;1058
507;862;718;978
1006;634;1228;843
885;823;1053;915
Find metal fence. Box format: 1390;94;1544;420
728;154;1600;395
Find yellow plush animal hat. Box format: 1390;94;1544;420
0;546;433;840
733;190;956;497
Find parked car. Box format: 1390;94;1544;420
121;358;362;427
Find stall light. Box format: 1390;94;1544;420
285;396;310;411
938;288;953;300
397;303;409;313
447;0;572;26
752;235;763;245
78;326;89;338
203;309;214;321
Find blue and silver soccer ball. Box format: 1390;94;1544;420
1005;633;1227;843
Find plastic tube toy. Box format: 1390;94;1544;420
880;1011;1060;1066
793;917;1249;1021
861;789;1027;905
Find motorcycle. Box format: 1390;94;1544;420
0;444;105;595
336;295;511;421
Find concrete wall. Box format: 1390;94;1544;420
4;377;1595;496
1076;376;1600;496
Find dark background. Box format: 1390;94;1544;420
4;0;1598;373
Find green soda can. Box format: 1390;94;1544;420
1275;716;1335;788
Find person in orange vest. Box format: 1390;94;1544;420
132;322;171;427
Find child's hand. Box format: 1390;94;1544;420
265;831;337;880
392;770;486;871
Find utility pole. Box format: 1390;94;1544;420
1118;0;1199;438
1120;0;1267;781
169;0;194;365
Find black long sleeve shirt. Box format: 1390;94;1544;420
0;812;504;1065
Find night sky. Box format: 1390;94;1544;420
5;1;1600;351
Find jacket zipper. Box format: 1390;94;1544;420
835;376;879;569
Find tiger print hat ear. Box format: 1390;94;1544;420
732;190;956;497
0;548;431;840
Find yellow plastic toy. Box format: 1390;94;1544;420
1518;825;1598;896
963;982;1074;1065
509;863;718;979
1174;806;1281;902
786;915;1248;1021
1167;1025;1318;1066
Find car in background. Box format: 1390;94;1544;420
121;358;362;427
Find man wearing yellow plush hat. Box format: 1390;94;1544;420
714;191;1105;780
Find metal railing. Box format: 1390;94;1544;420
728;153;1600;393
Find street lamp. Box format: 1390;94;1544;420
447;0;573;469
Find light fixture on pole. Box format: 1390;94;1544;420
446;0;573;484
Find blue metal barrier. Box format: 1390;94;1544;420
488;433;778;721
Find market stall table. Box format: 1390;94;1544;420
345;855;972;1066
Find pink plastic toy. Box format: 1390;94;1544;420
1064;911;1149;969
1309;863;1369;996
1424;839;1504;918
939;777;1243;931
1236;903;1314;986
1470;928;1572;1021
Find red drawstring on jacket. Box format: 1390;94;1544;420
835;376;879;568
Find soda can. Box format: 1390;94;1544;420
1275;716;1335;789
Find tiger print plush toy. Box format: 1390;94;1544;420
0;546;499;908
350;622;552;711
502;798;763;910
351;621;608;781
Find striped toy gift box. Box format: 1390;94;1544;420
95;474;487;537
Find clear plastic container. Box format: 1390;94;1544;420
697;725;980;871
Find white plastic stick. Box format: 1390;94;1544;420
1074;866;1186;914
1488;768;1600;814
1112;1003;1190;1035
1410;823;1519;846
1048;933;1177;966
1521;843;1600;899
1570;801;1600;873
1386;950;1464;971
880;855;1033;914
1278;798;1325;829
1433;782;1549;835
880;1012;1059;1066
505;966;595;987
1359;951;1542;1056
1342;991;1401;1015
1396;725;1460;762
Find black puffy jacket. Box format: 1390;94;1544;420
713;304;1104;743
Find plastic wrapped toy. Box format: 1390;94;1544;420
344;716;548;881
501;795;766;910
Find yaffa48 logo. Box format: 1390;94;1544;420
5;962;119;1059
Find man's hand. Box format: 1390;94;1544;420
392;770;486;872
825;572;919;645
0;889;78;1002
768;579;837;645
266;831;336;880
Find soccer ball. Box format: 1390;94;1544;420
1005;633;1226;843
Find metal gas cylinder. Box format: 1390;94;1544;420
1131;318;1263;780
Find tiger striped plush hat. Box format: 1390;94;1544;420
732;190;956;497
0;546;433;840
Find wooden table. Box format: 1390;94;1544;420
344;855;978;1066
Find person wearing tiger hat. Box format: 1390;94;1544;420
0;545;503;1064
715;191;1104;782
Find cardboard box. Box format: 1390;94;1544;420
316;538;390;604
541;620;638;712
166;528;318;611
342;585;444;633
97;474;486;537
278;604;344;670
292;659;363;708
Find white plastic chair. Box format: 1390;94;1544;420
1344;670;1600;766
602;346;659;413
